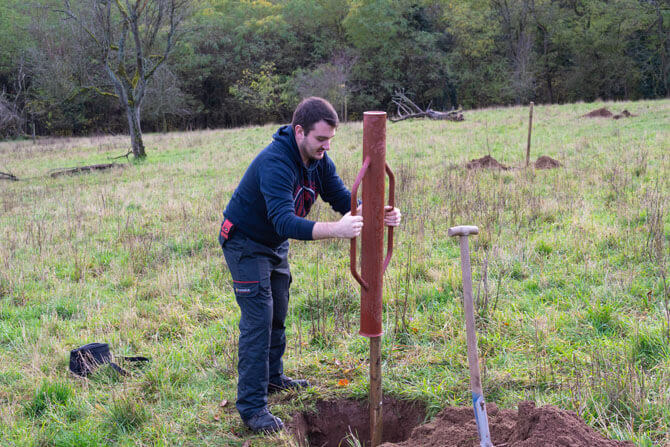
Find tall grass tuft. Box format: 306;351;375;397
576;348;670;442
23;381;72;418
586;303;624;336
105;396;148;433
632;329;668;369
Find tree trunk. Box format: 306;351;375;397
656;2;669;96
127;105;146;159
546;73;554;103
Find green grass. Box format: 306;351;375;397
23;381;72;418
1;99;669;446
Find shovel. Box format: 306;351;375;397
449;225;493;447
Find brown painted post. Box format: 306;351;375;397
350;111;395;447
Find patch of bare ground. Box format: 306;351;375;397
534;156;562;169
290;398;426;447
379;401;634;447
465;155;509;170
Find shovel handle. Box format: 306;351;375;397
450;226;493;447
350;156;370;290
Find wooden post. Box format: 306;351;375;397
525;101;534;168
370;336;382;446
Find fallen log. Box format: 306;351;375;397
390;90;464;122
389;108;464;122
0;171;19;181
49;163;125;178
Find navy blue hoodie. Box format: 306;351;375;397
222;125;352;248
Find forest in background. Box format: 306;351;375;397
0;0;668;138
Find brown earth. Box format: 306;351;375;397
582;107;614;118
613;109;637;119
582;107;637;119
534;156;562;169
380;401;633;447
466;155;509;170
291;399;634;447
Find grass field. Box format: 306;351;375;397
0;99;668;446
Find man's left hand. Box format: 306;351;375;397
384;206;402;227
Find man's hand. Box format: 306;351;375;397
384;206;402;227
336;211;364;238
312;211;363;240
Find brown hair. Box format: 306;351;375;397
291;97;339;135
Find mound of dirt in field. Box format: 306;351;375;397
582;108;637;119
613;109;636;119
380;401;633;447
466;155;509;170
290;398;426;447
535;156;562;169
582;107;613;118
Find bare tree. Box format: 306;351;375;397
142;64;190;133
0;89;23;139
294;51;357;121
59;0;191;159
491;0;536;103
648;0;670;96
0;59;30;140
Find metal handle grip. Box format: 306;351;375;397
350;156;370;290
382;162;395;273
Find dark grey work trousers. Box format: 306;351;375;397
221;232;291;420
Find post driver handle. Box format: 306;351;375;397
382;162;395;273
350;156;370;290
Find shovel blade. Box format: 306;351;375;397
473;393;494;447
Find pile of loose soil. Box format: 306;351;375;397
582;108;637;119
613;109;636;119
582;107;614;118
466;155;509;170
534;155;562;169
380;401;633;447
290;398;426;447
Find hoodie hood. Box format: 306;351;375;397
273;124;320;173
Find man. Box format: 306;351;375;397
218;97;401;433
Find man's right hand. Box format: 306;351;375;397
336;211;364;238
312;211;363;240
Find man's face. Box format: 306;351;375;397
295;120;336;165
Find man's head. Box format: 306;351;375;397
292;97;339;135
292;97;339;165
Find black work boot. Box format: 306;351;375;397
243;407;284;433
268;374;310;394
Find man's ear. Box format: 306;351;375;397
294;124;305;143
